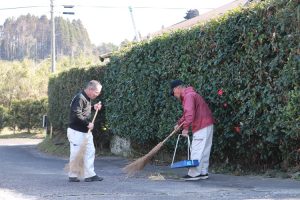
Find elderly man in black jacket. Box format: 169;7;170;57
67;80;102;182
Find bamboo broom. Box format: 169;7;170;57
122;123;183;176
64;106;100;178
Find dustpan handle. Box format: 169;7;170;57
171;134;191;165
187;135;191;160
171;135;180;166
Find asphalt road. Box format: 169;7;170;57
0;138;300;200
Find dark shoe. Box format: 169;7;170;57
84;175;103;182
181;175;200;181
198;173;209;180
182;174;208;181
69;177;80;182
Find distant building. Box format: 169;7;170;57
145;0;249;40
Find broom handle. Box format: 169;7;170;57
161;123;184;144
87;101;101;134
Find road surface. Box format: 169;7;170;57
0;138;300;200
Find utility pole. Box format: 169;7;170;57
50;0;56;73
128;6;140;42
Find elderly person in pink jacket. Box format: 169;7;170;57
170;80;214;181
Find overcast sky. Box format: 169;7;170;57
0;0;235;45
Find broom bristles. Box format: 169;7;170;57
122;142;163;176
64;138;88;178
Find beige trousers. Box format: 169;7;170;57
188;125;214;177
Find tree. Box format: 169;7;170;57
0;15;93;61
0;59;49;108
0;105;8;131
97;42;118;55
9;99;47;133
120;39;131;48
184;9;199;20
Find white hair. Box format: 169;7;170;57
86;80;102;91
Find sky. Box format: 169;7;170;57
0;0;235;46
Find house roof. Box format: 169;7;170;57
145;0;249;40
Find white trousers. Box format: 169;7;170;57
188;125;213;177
67;128;96;178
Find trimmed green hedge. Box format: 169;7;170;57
0;105;8;131
103;0;299;168
9;99;48;132
48;67;111;149
48;0;299;169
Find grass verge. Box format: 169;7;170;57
37;134;70;158
0;127;45;139
37;133;113;158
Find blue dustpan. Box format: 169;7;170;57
170;134;200;169
171;159;199;169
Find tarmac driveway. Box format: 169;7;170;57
0;138;300;200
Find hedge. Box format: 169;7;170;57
9;99;48;132
48;67;110;149
103;0;299;168
0;105;8;131
48;0;299;169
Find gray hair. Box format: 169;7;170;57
85;80;102;91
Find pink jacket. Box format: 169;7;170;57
177;87;214;133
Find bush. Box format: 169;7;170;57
48;67;111;150
0;105;8;131
103;0;299;168
48;0;299;169
8;98;48;133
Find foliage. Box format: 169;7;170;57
55;54;104;72
97;42;119;55
0;59;49;108
0;14;93;61
0;56;102;108
48;67;111;149
37;135;70;157
47;0;299;169
55;17;93;57
8;98;48;133
103;0;300;168
0;105;8;131
184;9;199;20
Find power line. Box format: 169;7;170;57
131;6;214;10
65;5;214;10
0;6;48;11
0;5;214;11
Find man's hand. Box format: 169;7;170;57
94;102;102;111
87;122;94;130
181;129;189;137
174;124;180;130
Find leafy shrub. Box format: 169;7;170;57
48;0;299;169
8;98;48;133
103;0;299;168
48;67;111;150
0;105;8;131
